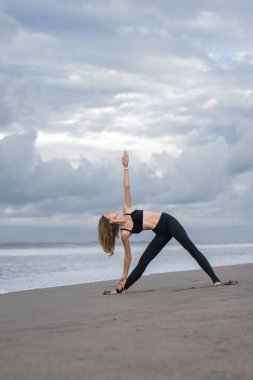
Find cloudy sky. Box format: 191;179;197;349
0;0;253;243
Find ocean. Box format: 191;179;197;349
0;241;253;294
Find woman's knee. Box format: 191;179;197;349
176;234;193;249
138;257;150;269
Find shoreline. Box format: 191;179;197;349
0;261;251;296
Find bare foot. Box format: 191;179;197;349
214;282;223;286
103;289;128;295
109;289;117;294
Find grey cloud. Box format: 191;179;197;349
0;131;122;212
131;126;253;208
1;1;253;242
0;127;253;241
0;95;12;129
0;7;18;44
2;0;252;136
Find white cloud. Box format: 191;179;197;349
203;98;217;109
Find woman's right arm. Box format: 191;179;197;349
118;234;132;289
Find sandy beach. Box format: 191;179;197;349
0;263;252;380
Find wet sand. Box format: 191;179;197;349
0;263;252;380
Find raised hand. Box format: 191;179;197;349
122;151;129;167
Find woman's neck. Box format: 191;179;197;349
111;215;129;226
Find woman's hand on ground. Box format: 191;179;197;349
118;275;127;290
122;151;129;167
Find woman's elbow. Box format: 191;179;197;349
125;254;132;261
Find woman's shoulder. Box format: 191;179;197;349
123;207;135;214
121;229;132;239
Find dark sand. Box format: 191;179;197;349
0;263;252;380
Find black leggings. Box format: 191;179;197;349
124;212;221;289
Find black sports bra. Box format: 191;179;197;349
121;209;143;234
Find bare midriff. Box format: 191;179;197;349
143;210;162;231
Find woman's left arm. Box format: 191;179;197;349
122;151;131;212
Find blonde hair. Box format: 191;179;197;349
98;215;119;256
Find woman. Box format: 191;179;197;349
98;151;223;295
